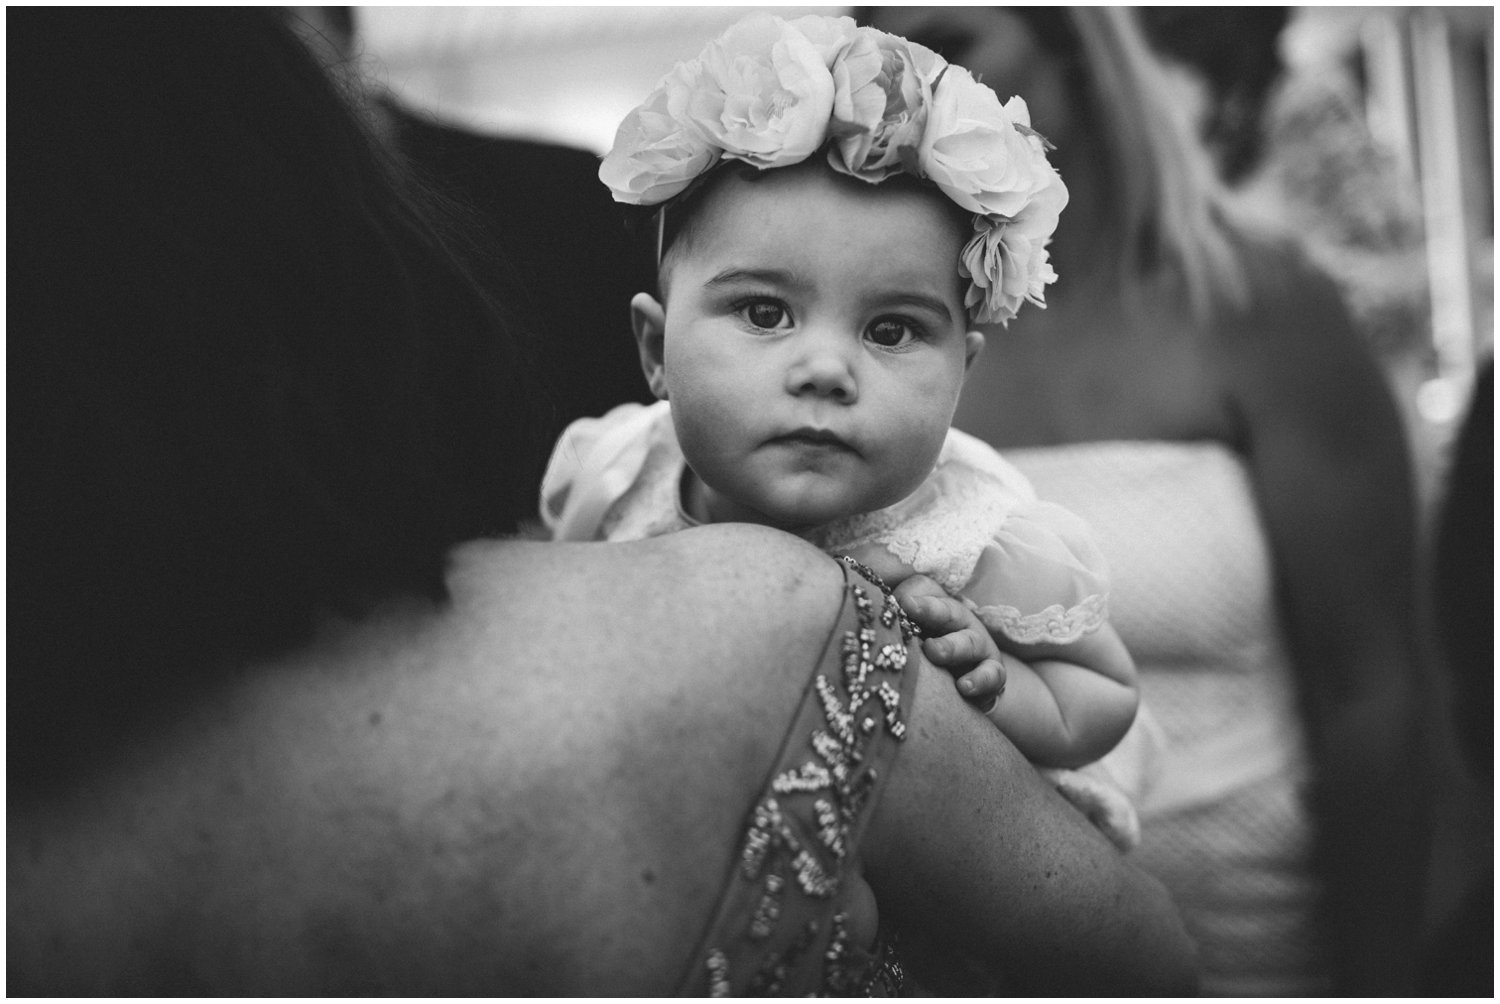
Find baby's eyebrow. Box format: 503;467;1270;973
703;266;802;290
877;292;955;325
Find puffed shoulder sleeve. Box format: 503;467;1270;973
928;429;1110;645
539;400;666;540
964;496;1111;646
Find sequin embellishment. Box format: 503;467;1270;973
683;557;916;996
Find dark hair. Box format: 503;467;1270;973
8;9;545;787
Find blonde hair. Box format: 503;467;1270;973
1068;8;1252;318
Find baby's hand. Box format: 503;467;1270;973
894;575;1008;711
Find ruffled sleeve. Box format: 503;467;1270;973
963;497;1110;646
814;429;1110;647
539;400;670;540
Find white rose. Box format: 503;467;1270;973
598;59;719;204
961;208;1062;325
828;28;944;182
918;66;1046;219
1005;161;1068;247
784;13;861;64
688;13;836;169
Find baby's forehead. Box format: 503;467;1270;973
680;166;967;259
723;161;955;216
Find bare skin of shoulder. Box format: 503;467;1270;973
8;527;833;994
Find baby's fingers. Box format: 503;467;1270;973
896;583;973;639
955;657;1007;713
922;627;991;668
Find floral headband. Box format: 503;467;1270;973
598;13;1068;326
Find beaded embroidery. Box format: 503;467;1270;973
679;557;916;996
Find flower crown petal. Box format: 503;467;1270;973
827;27;945;184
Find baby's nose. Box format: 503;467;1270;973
786;336;857;402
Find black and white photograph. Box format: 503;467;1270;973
8;6;1493;996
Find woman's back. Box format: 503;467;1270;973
8;529;846;994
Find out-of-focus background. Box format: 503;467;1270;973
353;5;1492;510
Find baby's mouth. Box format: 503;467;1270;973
769;428;857;453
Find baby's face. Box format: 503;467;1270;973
646;161;979;531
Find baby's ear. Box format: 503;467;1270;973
963;329;986;372
630;292;669;400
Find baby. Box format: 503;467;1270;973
543;13;1143;845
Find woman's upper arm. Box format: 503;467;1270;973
1219;253;1422;713
1215;238;1430;993
862;655;1197;994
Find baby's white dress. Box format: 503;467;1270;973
541;401;1150;847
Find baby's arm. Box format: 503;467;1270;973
896;577;1138;769
984;624;1137;768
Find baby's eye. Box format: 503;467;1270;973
866;317;922;349
739;298;792;331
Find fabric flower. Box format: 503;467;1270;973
598;59;720;205
686;13;838;169
960;222;1038;325
827;28;944;182
783;13;861;64
919;68;1050;219
960;175;1065;324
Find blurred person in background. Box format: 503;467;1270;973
1431;359;1494;807
1138;8;1293;186
7;8;1197;994
287;6;656;514
1420;357;1494;996
867;7;1429;995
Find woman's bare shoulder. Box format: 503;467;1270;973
8;527;857;994
420;528;856;991
439;527;851;747
449;526;844;662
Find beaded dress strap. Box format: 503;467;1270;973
677;556;919;996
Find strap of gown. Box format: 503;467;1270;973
677;556;920;996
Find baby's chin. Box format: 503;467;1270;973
714;495;851;535
756;485;916;534
697;464;925;533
